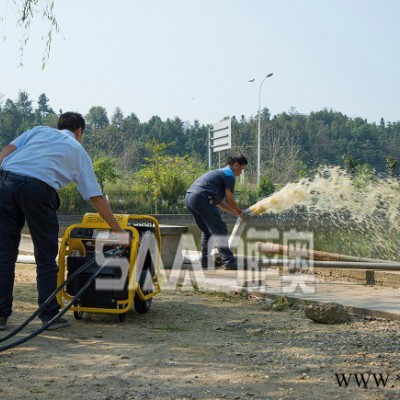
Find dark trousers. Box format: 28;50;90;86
185;192;236;268
0;172;60;319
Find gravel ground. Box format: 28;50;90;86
0;264;400;400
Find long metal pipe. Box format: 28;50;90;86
256;242;398;264
262;258;400;270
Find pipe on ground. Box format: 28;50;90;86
256;242;398;264
262;258;400;270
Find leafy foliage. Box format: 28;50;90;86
2;89;400;214
93;156;120;193
257;177;275;198
13;0;60;68
133;140;206;213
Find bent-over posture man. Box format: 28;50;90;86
0;112;129;331
185;155;250;270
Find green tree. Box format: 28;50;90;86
142;116;163;142
0;99;22;146
185;119;209;160
93;157;120;193
343;155;361;175
85;106;110;130
135;140;170;213
134;140;205;213
111;107;124;129
16;90;34;131
42;112;58;128
257;177;275;198
386;156;397;177
35;93;54;125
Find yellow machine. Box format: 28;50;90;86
56;213;162;321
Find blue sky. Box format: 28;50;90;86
1;0;399;125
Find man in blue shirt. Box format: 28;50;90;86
0;112;129;331
185;155;250;270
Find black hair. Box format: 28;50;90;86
227;155;248;166
57;112;86;132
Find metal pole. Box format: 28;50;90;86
208;128;212;170
257;85;262;186
257;72;273;186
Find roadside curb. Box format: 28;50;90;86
239;289;400;322
168;266;400;322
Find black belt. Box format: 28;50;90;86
0;169;48;186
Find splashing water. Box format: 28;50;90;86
249;167;400;260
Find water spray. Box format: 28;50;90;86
229;166;400;262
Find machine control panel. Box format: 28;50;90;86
127;219;156;233
70;227;132;240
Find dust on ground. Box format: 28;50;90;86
1;264;400;400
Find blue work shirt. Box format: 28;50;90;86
1;126;102;200
187;166;235;204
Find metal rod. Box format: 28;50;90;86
208;128;211;170
262;259;400;270
256;242;398;264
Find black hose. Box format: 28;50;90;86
0;254;97;344
0;247;124;352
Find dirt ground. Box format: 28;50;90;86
1;265;400;400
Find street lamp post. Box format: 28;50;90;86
254;72;273;186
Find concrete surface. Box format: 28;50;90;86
168;265;400;320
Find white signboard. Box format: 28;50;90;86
210;119;231;152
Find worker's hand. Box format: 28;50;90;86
239;209;252;222
111;230;130;247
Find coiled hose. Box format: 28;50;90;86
0;247;124;352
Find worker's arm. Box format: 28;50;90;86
222;188;242;217
0;144;17;168
217;199;241;215
89;195;130;246
217;201;235;214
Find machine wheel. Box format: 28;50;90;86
134;293;153;314
74;310;84;320
134;248;155;314
73;302;83;320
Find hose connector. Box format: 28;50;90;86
239;209;254;221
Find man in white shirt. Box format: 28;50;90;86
0;112;129;331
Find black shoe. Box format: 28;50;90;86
224;264;238;270
41;316;71;330
0;316;7;330
214;258;224;267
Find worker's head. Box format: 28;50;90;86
227;155;248;176
57;112;86;143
